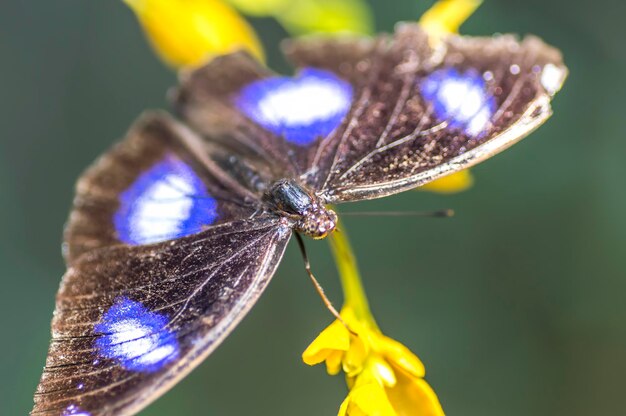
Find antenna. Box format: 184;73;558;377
294;233;356;335
340;209;455;218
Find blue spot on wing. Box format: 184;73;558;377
420;67;496;137
63;405;91;416
94;297;180;373
114;155;218;245
236;68;353;146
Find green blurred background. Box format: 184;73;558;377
1;0;625;414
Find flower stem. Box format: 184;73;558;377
328;220;379;331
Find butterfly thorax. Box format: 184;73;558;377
264;179;337;239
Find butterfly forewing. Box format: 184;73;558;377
34;218;290;416
64;112;268;263
175;23;566;203
175;50;358;180
285;24;567;201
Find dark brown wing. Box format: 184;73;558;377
173;23;566;203
173;44;371;180
64;112;270;263
284;23;567;201
34;112;294;415
33;217;291;416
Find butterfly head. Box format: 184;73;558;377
294;203;338;240
265;179;337;239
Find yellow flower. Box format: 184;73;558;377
417;170;474;194
122;0;371;69
304;307;444;416
122;0;264;68
303;230;444;416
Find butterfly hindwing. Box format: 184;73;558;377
34;113;293;415
33;218;291;416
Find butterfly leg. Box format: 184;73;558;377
294;233;356;335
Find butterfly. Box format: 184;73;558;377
32;24;566;416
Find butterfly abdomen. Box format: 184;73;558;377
265;179;337;239
213;153;270;193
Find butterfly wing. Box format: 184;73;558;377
34;114;292;415
174;49;358;180
286;24;567;201
64;112;270;263
174;24;566;203
33;218;290;416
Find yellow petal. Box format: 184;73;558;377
378;335;426;378
326;350;345;375
417;170;474;194
338;394;350;416
302;320;351;366
343;334;369;377
347;381;398;416
386;372;445;416
419;0;482;40
370;356;397;387
277;0;373;35
123;0;264;68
